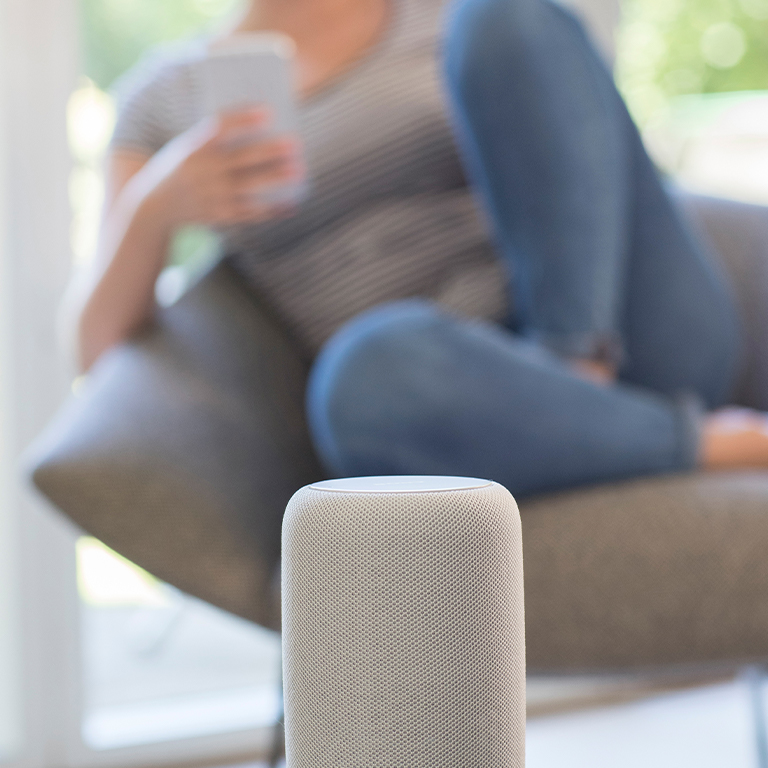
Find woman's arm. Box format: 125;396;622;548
65;109;303;372
68;149;169;373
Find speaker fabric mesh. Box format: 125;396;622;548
282;479;525;767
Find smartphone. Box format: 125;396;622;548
195;33;307;205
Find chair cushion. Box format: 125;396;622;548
522;471;768;671
27;261;324;629
675;191;768;410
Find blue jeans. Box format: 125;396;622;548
306;0;742;497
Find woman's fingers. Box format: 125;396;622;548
214;107;272;139
186;108;268;154
212;116;304;206
181;151;301;225
222;135;300;172
204;168;300;225
159;107;304;226
230;156;304;195
214;199;291;226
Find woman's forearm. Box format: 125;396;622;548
73;176;174;373
67;111;303;373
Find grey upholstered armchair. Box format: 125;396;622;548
27;190;768;672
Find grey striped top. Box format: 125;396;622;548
111;0;509;355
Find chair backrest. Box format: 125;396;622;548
26;260;326;629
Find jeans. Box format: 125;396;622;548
306;0;743;497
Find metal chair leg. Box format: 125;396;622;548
268;655;285;767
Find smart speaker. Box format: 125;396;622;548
281;475;525;767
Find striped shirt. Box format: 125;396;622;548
111;0;509;355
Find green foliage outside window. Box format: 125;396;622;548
80;0;768;125
73;0;766;265
616;0;768;123
77;0;242;270
82;0;768;128
80;0;240;90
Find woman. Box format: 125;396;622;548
71;0;768;498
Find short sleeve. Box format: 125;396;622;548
109;43;203;156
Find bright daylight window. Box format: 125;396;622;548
0;3;20;752
69;0;281;752
77;539;280;750
616;0;768;203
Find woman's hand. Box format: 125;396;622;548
140;108;304;229
69;107;304;373
701;407;768;470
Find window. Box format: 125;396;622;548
70;0;283;758
3;0;282;763
0;387;21;765
616;0;768;203
0;0;21;752
1;0;82;764
78;539;281;752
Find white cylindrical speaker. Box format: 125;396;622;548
281;475;525;767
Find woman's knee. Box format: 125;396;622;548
444;0;580;76
306;299;451;476
443;0;590;142
444;0;526;89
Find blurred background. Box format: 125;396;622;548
1;0;767;766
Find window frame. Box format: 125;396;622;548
0;0;21;755
0;1;276;765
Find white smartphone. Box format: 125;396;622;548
195;33;307;205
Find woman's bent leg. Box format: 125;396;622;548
307;301;700;497
618;158;742;408
443;0;631;361
442;0;741;404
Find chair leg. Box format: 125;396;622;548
268;657;285;767
746;666;768;768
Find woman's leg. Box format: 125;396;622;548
617;149;742;408
442;0;741;405
307;300;700;497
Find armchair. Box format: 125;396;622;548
27;190;768;672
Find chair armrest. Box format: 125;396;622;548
674;190;768;409
26;260;324;630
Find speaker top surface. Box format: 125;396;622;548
309;475;492;494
